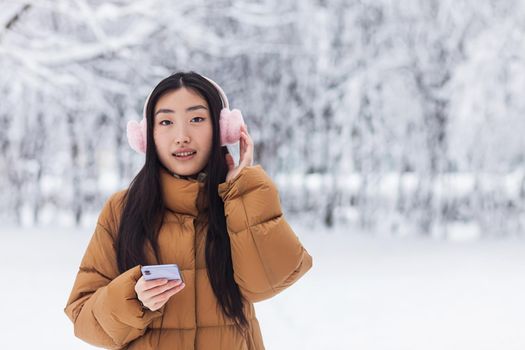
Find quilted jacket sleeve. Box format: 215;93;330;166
64;192;164;349
218;165;313;303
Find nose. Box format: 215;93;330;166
174;126;190;144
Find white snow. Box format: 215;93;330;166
0;219;523;350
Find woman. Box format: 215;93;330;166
64;71;313;349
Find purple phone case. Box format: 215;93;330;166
141;264;183;282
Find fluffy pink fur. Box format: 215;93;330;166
127;118;147;154
219;108;245;146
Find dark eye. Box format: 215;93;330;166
159;120;172;126
191;117;205;122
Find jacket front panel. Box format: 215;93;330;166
64;164;312;350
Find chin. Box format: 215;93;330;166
169;163;205;177
174;169;194;176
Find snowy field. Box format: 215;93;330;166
0;219;524;350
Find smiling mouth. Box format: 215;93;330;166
172;151;196;159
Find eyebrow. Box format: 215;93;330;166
154;105;208;117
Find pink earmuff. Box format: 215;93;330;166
127;75;245;154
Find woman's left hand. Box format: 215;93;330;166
225;123;254;182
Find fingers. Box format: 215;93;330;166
135;276;168;294
238;125;246;158
224;124;254;170
241;124;252;145
143;281;186;311
141;279;184;301
143;278;169;291
151;282;186;303
239;124;254;166
240;124;253;150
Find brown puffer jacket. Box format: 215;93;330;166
64;164;313;349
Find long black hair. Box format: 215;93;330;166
115;71;249;337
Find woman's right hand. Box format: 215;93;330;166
134;277;185;311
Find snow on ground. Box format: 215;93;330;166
0;219;524;350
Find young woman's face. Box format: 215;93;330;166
153;87;213;177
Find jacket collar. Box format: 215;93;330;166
159;166;208;217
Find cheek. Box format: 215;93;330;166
153;132;169;152
204;127;213;151
153;128;167;141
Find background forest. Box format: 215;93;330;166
2;0;525;239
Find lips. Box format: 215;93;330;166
173;151;196;158
174;148;196;154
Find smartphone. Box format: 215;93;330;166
141;264;184;282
